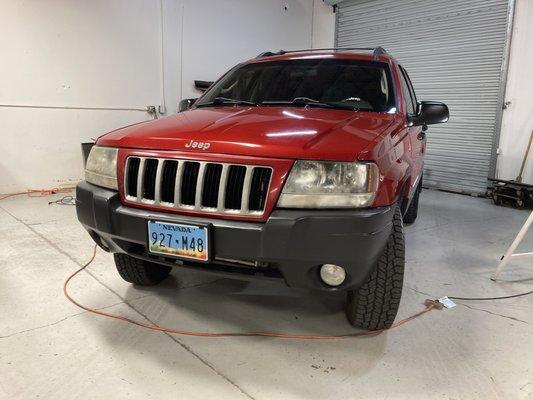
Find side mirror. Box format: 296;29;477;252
194;80;214;92
409;101;449;127
178;98;197;112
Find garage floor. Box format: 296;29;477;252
1;189;532;400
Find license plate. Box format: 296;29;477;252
147;220;210;262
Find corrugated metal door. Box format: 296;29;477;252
336;0;512;193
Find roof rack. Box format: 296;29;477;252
256;47;389;60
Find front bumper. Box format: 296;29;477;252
76;181;394;291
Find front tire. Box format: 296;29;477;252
114;254;172;286
345;207;405;330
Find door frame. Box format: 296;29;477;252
489;0;517;180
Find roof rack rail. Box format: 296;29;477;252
256;50;286;58
255;47;389;60
372;46;388;59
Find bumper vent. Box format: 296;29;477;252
124;157;273;216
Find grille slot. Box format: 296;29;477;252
142;159;158;200
249;168;272;211
160;160;178;203
181;162;200;206
202;164;223;208
124;156;272;216
225;166;246;210
126;158;140;197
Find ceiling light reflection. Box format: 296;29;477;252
267;130;317;137
282;111;305;119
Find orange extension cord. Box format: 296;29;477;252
1;188;436;339
63;245;436;340
0;186;75;201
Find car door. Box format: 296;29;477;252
399;65;424;194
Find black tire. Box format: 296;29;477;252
114;254;172;286
345;207;405;330
403;177;422;224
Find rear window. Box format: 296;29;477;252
197;58;397;113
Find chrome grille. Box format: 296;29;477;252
124;157;273;215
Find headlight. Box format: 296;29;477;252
278;160;379;208
85;146;118;189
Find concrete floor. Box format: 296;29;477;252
0;190;532;400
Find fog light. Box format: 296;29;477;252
319;264;346;286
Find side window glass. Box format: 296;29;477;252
402;67;418;114
398;66;415;115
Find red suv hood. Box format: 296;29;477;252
98;107;397;161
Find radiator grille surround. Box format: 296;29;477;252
124;156;273;216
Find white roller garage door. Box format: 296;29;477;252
336;0;513;193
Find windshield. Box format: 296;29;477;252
196;58;396;112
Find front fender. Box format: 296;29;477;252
360;123;412;207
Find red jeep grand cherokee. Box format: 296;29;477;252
77;48;448;330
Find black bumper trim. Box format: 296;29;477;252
76;181;394;291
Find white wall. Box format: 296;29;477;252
0;0;319;193
0;0;165;193
180;0;314;99
497;0;533;184
311;0;335;48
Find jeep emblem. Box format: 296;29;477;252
185;140;211;150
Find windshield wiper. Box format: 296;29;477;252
196;97;258;107
262;97;323;106
262;97;359;111
198;96;365;111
